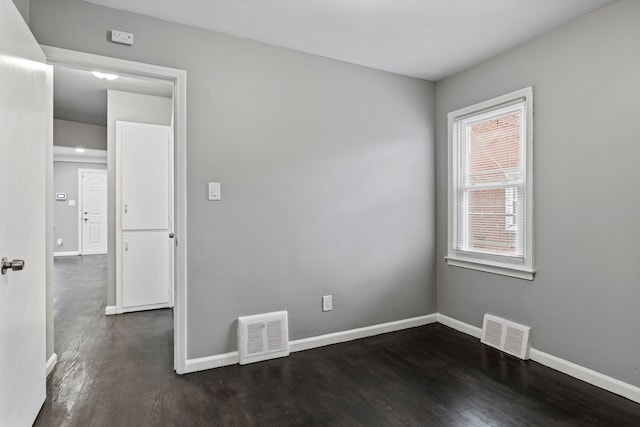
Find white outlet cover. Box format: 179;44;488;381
208;182;221;201
322;295;332;312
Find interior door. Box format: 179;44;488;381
0;0;51;425
117;121;173;312
81;170;107;254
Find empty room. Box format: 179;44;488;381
1;0;639;425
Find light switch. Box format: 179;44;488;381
208;182;221;201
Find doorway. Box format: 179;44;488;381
78;168;107;255
44;46;188;373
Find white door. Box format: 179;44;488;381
0;0;51;425
117;122;173;312
80;170;107;254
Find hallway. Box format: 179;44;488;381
36;255;173;426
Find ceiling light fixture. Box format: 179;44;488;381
75;147;85;153
92;71;119;81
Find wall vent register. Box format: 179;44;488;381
238;311;289;365
481;313;531;360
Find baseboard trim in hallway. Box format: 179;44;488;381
105;306;117;315
46;353;57;378
53;251;79;257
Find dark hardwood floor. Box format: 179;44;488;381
36;255;640;426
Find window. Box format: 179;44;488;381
446;87;534;280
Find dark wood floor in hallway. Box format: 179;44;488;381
36;255;640;426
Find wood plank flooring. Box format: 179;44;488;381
36;255;640;426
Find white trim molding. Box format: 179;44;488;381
184;313;438;374
105;306;117;316
185;352;239;373
289;314;437;353
53;251;79;257
446;87;535;281
46;353;57;378
437;314;640;404
42;45;189;375
529;348;640;404
437;313;482;338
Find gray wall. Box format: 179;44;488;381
54;119;107;150
435;0;640;388
53;161;106;253
11;0;28;23
30;0;437;358
106;91;173;306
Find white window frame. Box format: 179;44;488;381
446;87;535;280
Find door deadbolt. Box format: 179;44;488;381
2;257;25;275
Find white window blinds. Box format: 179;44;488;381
454;99;527;259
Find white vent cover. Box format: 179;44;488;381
238;311;289;365
481;314;531;360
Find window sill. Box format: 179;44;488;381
445;256;535;281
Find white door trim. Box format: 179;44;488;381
78;168;107;255
41;45;188;375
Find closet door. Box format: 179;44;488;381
117;121;173;312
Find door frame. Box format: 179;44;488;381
41;46;188;374
78;168;108;255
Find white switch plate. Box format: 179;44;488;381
68;200;76;206
322;295;332;312
208;182;221;201
110;30;134;46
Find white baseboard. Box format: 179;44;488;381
438;313;640;404
183;313;438;374
105;306;117;315
46;353;57;377
181;311;640;404
53;251;79;257
437;313;482;338
184;351;239;373
529;348;640;404
289;313;438;353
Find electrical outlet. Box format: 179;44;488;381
322;295;332;312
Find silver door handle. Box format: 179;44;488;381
2;257;25;275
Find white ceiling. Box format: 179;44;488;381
54;66;173;125
84;0;615;80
